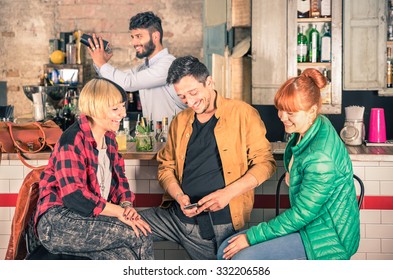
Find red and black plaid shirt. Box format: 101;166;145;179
34;114;134;228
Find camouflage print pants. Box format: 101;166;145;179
37;206;154;260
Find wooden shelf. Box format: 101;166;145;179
297;17;332;23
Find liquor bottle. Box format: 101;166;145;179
320;0;331;18
387;47;393;88
297;0;310;18
308;24;319;63
320;23;331;62
62;98;75;131
154;121;162;142
123;117;130;140
320;68;332;103
53;109;64;129
158;117;168;143
66;35;76;64
310;0;321;18
297;25;308;62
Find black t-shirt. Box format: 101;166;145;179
174;115;231;225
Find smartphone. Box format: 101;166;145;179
184;203;198;210
80;33;112;53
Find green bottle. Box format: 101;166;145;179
297;25;308;62
308;24;319;63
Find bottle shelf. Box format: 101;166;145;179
297;62;331;68
297;17;332;23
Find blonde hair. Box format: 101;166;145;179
274;68;326;113
78;78;125;119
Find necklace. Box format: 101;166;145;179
98;149;106;196
97;136;108;197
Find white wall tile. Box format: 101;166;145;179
353;166;365;180
0;166;24;179
9;179;23;193
124;165;136;179
366;224;393;238
154;241;179;250
366;167;393;181
250;209;264;223
0;208;10;221
133;179;149;193
381;162;393;167
153;249;165;260
0;180;10;192
149;180;164;194
357;238;381;253
0;222;11;234
382;210;393;223
0;234;9;249
0;160;10;166
381;181;393;196
124;159;143;166
382;239;393;253
362;181;380;196
351;252;366;260
352;161;379;167
365;253;393;260
136;165;157;180
360;210;381;224
127;179;137;193
164;249;190;260
360;223;366;238
261;180;278;195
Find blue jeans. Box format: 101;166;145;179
139;206;236;260
217;230;307;260
37;206;154;260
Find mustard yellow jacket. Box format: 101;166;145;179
156;94;276;230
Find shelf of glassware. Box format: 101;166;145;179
296;17;335;108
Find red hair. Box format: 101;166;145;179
274;68;326;113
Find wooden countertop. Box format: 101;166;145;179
1;142;393;162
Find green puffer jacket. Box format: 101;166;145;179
246;115;360;259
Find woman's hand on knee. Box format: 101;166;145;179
122;206;140;221
222;233;250;260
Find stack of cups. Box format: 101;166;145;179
368;108;386;143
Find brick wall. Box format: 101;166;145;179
0;0;203;118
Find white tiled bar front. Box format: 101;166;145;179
1;153;393;260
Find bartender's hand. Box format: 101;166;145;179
196;188;232;213
87;33;113;68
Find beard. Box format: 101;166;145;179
135;37;156;59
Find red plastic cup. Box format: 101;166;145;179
368;108;386;143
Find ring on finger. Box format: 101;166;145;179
95;45;99;48
91;47;96;51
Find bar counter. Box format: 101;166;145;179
2;142;393;161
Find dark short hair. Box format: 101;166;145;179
129;11;163;44
167;56;210;85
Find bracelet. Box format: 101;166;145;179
175;192;184;201
120;201;133;208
